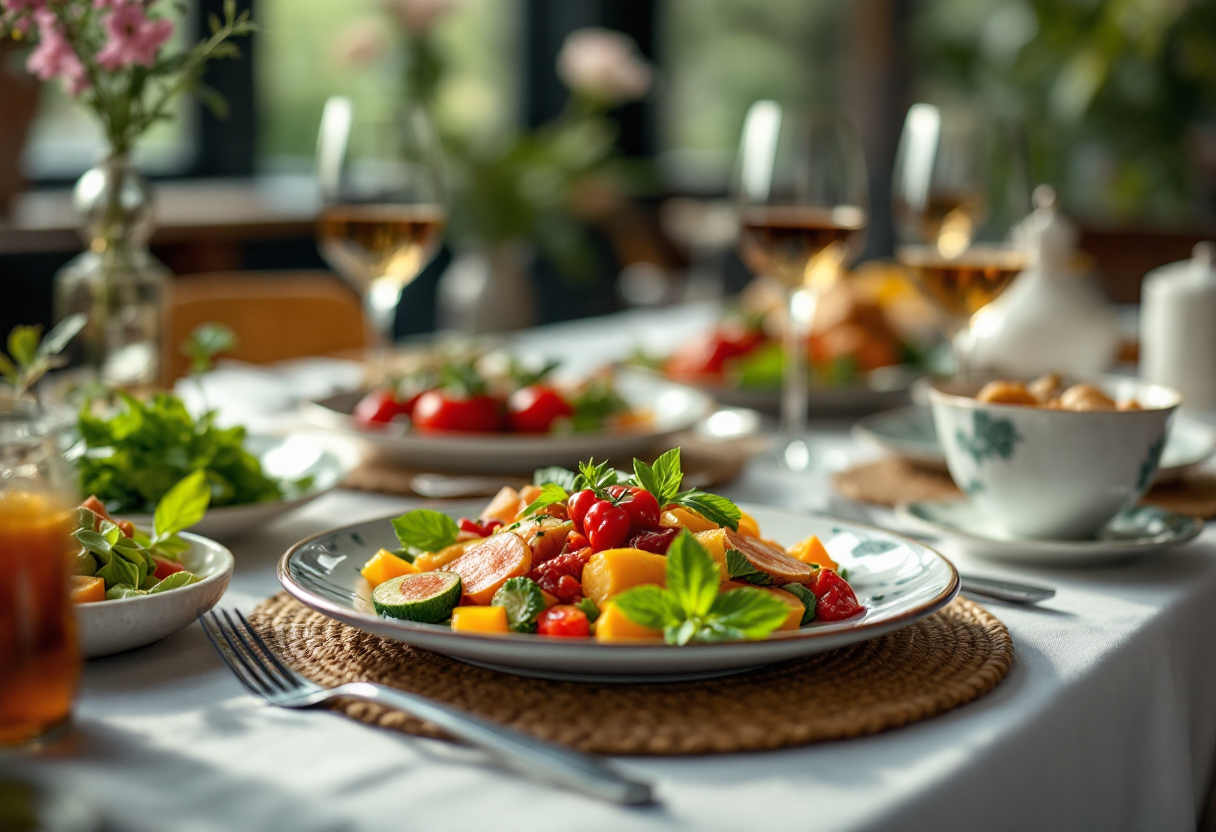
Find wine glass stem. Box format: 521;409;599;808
949;320;972;381
781;287;815;444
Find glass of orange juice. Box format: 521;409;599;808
0;400;79;747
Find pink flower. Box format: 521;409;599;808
26;9;90;96
96;4;173;70
557;28;652;105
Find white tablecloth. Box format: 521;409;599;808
14;306;1216;832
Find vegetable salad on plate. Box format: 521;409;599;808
70;470;211;603
360;448;862;644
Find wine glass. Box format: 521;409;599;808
892;103;1032;379
733;102;869;470
315;97;447;360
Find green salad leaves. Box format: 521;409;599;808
76;471;211;599
612;530;790;645
77;391;287;514
391;509;459;559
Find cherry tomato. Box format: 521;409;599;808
152;556;185;582
606;485;661;532
506;385;574;433
353;389;414;428
665;326;765;380
411;390;501;433
584;501;631;551
564;531;590;553
813;569;862;622
567;489;599;532
628;526;678;555
530;548;592;599
458;518;501;537
537;605;591;638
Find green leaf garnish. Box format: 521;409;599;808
491;577;546;633
632;448;684;507
0;315;85;399
612;529;790;645
576;458;624;496
153;470;211;540
148;571;198;594
533;466;580;492
724;548;772;585
670;490;741;531
520;482;570;519
391;509;459;554
182;322;238;377
783;583;817;625
576;597;600;623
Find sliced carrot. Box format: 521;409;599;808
447;532;532;605
70;575;105;604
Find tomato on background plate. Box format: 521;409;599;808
665;325;765;380
506;385;574;433
353;389;417;428
411;390;502;433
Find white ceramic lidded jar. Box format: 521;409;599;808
968;186;1121;378
1141;242;1216;412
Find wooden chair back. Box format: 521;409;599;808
162;271;367;382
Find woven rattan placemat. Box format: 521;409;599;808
834;457;1216;518
248;594;1013;755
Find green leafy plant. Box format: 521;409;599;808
77;391;285;513
492;577;546;633
182;323;238;377
612;530;791;645
391;509;459;558
0;315;86;400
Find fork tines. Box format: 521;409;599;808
200;609;313;700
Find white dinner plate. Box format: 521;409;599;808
896;500;1204;567
854;406;1216;482
120;434;358;540
617;364;916;416
76;532;233;659
299;372;714;474
278;504;959;682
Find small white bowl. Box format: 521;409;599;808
75;532;233;659
928;377;1180;540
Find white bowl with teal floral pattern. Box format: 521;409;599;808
928;378;1181;540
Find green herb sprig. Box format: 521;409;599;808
0;315;86;400
391;509;460;559
612;530;790;645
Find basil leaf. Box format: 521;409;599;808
576;597;600;623
74;529;112;557
148;534;190;561
671;490;741;531
391;509;459;553
148;571;197;594
576;458;625;494
105;585;147;600
613;584;680;631
532;466;579;492
725;548;772;586
665;530;719;618
7;325;39;368
783;583;817;625
153;470;211;539
97;554;140;590
491;577;546;633
520;483;569;519
632;447;683;507
76;550;97;577
97;519;122;546
709;588;791;639
666;618;699;646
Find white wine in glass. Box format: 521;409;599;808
892;103;1031;378
315;97;446;349
733;103;868;470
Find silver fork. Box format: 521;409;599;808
199;609;653;806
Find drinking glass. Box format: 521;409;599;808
0;401;79;747
315;97;447;356
892;103;1032;379
733;103;869;469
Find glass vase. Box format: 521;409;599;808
53;154;169;392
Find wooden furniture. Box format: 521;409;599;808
162;271;366;382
